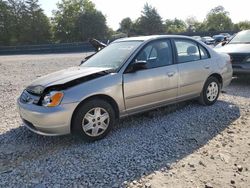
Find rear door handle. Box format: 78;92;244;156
204;65;210;69
167;72;175;77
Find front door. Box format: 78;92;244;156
123;39;178;113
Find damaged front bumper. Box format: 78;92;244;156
17;98;78;136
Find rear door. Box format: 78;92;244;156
123;39;178;113
173;39;212;99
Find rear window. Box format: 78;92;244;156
174;39;210;63
199;45;210;59
174;40;200;63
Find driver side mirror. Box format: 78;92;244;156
126;60;147;73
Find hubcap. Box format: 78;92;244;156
82;107;110;137
206;82;219;102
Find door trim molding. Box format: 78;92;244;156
180;80;203;88
125;86;178;100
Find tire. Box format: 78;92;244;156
199;77;221;106
72;98;116;141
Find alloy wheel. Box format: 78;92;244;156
206;82;219;102
82;107;110;137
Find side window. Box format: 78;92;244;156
174;40;200;63
149;48;157;60
135;40;173;69
143;45;153;60
199;45;210;59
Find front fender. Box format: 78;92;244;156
61;73;126;114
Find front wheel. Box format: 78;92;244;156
72;99;116;141
199;77;220;106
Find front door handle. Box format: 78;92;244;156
167;72;175;77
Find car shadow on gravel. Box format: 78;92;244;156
0;100;240;187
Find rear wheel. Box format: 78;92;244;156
199;77;220;106
72;99;116;141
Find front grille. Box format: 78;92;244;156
229;53;249;64
20;90;40;104
20;91;30;103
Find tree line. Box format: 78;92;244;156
119;4;250;36
1;0;250;46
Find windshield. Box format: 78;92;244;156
230;30;250;44
81;41;142;69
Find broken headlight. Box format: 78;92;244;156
26;85;45;95
42;91;64;107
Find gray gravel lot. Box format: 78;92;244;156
0;53;249;187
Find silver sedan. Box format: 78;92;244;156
17;35;233;141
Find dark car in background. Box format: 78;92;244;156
215;30;250;75
213;34;226;43
219;33;231;39
201;36;215;45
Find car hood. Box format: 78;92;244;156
215;43;250;54
29;66;113;88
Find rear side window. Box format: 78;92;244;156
199;45;210;59
174;39;209;63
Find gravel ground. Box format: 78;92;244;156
0;53;249;188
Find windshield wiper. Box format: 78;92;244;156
102;69;116;74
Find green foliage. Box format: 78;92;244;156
1;2;250;46
0;0;52;46
165;18;187;34
76;9;108;41
22;0;52;44
52;0;108;42
0;0;12;45
135;3;164;35
119;17;133;36
205;5;234;31
234;21;250;31
185;16;204;32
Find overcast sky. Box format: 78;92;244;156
39;0;250;30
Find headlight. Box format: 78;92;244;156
26;85;45;95
42;91;64;107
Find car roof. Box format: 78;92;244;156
114;35;194;43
